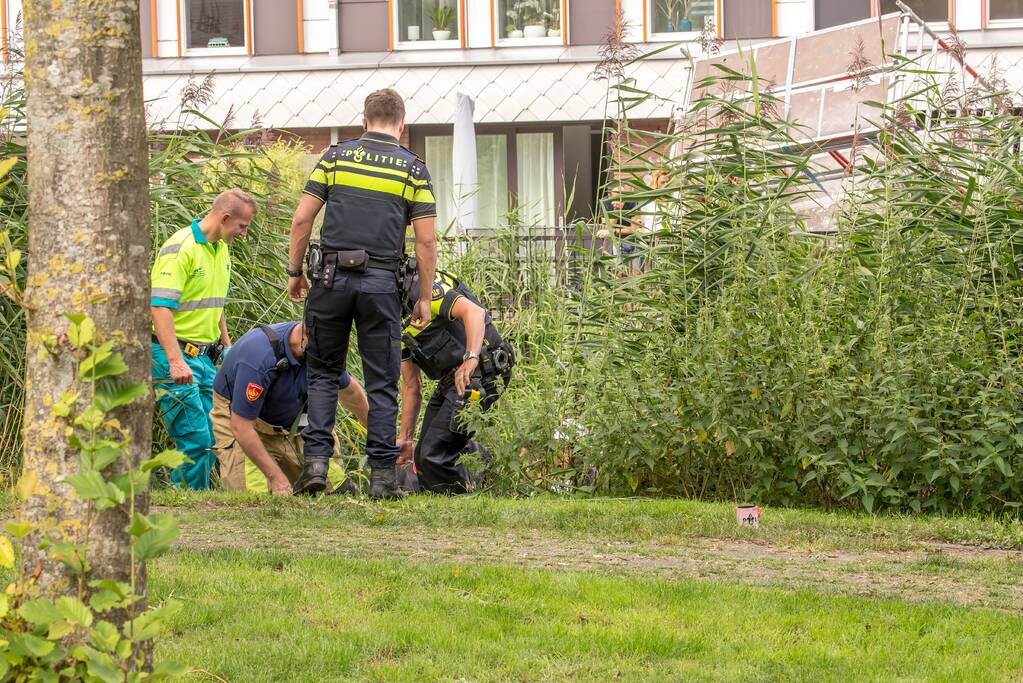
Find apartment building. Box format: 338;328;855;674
3;0;1020;227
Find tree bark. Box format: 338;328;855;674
20;0;150;614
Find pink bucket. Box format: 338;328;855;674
736;505;760;528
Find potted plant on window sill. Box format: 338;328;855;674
510;0;547;38
545;6;561;37
505;3;522;38
427;4;455;41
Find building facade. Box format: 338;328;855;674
3;0;1021;227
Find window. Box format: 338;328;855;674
990;0;1023;21
815;0;870;30
515;133;554;228
649;0;716;38
424;130;556;231
497;0;563;44
396;0;460;48
183;0;248;54
426;135;510;231
879;0;947;22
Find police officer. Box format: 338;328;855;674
151;189;257;490
286;88;438;498
211;320;368;495
398;269;514;494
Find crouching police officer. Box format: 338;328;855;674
211;320;368;495
398;269;514;494
286;88;438;499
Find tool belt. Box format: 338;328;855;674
306;243;400;289
152;334;225;363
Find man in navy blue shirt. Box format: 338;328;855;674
211;320;367;495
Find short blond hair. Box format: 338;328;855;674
212;188;258;217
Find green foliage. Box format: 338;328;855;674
0;314;186;680
459;59;1023;515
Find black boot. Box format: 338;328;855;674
294;456;329;495
369;466;400;500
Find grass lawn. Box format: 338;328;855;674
149;493;1023;682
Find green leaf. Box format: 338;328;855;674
80;353;130;382
5;249;20;273
0;156;18;181
83;647;122;683
149;660;191;681
89;621;120;654
48;541;90;574
5;520;33;538
11;632;56;658
94;379;147;412
85;446;122;473
56;596;93;627
63;313;86;325
141;449;189;473
47;620;75;641
68;316;96;348
17;598;62;626
67;470;109;501
73;406;105;432
134;514;179;561
0;535;14;568
127;512;152;538
993;456;1014;478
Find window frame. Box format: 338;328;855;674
391;0;465;51
179;0;252;57
645;0;721;43
987;0;1023;27
491;0;568;48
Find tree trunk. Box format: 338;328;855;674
20;0;150;613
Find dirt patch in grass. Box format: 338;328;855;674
172;513;1023;613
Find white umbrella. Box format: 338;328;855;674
452;92;479;235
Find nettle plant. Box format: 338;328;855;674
0;313;187;681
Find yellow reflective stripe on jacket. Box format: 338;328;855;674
151;223;231;343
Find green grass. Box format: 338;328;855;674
139;494;1023;681
155;548;1023;682
153;490;1023;551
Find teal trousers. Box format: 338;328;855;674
152;343;217;490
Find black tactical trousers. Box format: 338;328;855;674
414;371;508;494
304;268;401;468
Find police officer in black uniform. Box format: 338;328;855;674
398;268;514;494
286;88;437;499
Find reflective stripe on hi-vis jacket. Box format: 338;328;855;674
303;131;436;260
151;220;231;343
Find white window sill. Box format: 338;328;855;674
496;36;563;47
987;18;1023;28
183;47;249;57
395;39;461;50
647;31;701;42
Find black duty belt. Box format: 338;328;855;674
152;334;220;359
325;250;401;273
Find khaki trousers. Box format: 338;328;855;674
211;392;346;492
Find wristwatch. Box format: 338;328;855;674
463;351;479;362
285;267;303;277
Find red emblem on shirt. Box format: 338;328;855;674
245;383;264;402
